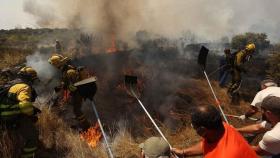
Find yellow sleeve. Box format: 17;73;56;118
10;84;34;116
66;69;79;83
235;51;245;66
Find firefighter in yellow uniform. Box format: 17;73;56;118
0;67;39;158
48;54;91;131
228;43;256;102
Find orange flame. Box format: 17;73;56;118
106;34;118;53
80;123;102;148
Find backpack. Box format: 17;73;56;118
0;66;24;82
0;79;24;104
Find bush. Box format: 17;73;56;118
231;32;270;53
266;53;280;84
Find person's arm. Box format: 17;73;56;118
252;145;273;156
66;69;79;92
254;132;280;156
140;149;145;158
171;142;203;157
240;92;262;119
244;106;259;118
17;85;34;116
237;123;267;134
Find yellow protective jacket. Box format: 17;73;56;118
0;83;34;119
233;50;249;72
62;65;90;92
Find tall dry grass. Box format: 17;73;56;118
0;49;30;69
0;48;258;157
0;79;256;158
37;108;142;158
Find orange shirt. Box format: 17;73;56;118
202;123;258;158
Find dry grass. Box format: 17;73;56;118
37;108;142;158
0;128;21;158
0;49;30;69
0;78;256;158
37;108;101;158
0;48;258;157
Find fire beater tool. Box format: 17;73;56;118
197;46;229;124
225;114;258;121
124;75;179;158
74;77;114;158
208;64;227;77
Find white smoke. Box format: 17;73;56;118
23;0;280;43
25;51;60;107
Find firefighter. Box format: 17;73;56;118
55;40;62;53
48;54;91;131
219;48;232;87
0;66;39;158
227;43;256;103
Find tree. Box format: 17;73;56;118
231;32;270;53
266;53;280;84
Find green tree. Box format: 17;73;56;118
266;53;280;84
231;32;270;53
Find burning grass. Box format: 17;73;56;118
0;40;261;157
0;78;257;158
80;123;102;148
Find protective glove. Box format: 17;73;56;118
68;84;77;92
239;115;246;120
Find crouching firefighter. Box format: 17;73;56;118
228;43;256;104
0;66;39;158
48;54;96;131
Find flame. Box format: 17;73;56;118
106;34;118;53
80;123;102;148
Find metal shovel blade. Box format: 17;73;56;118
74;76;98;100
74;76;97;87
198;45;209;70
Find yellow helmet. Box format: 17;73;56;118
48;54;70;68
245;43;256;52
18;66;38;80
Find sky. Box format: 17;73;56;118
0;0;36;29
0;0;280;43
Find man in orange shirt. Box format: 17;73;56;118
172;105;258;158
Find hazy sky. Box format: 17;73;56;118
0;0;35;29
1;0;280;43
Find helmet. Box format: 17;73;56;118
18;66;38;80
48;54;70;68
245;43;256;52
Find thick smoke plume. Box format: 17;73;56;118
23;0;280;42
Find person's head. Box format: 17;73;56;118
224;48;231;55
244;43;256;54
260;79;278;90
191;105;224;141
139;137;172;158
261;96;280;126
48;54;70;69
17;66;39;83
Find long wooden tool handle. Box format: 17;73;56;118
203;71;229;124
91;101;114;158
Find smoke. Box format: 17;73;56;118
23;0;280;43
25;51;61;106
